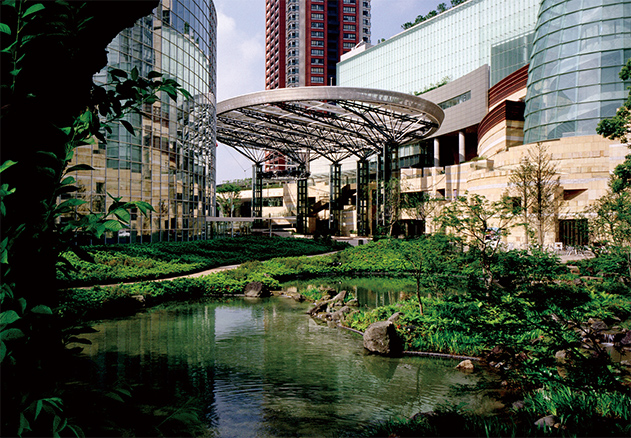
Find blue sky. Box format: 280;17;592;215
214;0;445;184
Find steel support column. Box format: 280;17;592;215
297;172;308;234
381;141;399;229
356;159;369;236
252;163;263;228
329;163;342;235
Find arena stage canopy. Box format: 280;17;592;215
216;86;444;235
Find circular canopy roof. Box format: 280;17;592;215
216;86;444;166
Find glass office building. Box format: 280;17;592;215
523;0;631;143
72;0;217;243
337;0;539;94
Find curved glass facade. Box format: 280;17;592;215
75;0;217;243
524;0;631;143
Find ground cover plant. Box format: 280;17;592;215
57;236;348;286
51;234;631;437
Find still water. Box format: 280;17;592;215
280;276;417;308
81;297;496;437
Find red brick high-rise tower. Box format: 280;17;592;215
265;0;371;90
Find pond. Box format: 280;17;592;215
79;296;499;437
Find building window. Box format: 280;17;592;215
343;15;355;22
311;58;324;65
312;22;324;29
311;76;324;83
311;67;324;74
343;24;356;31
311;31;324;38
311;49;324;56
343;7;356;13
343;0;356;3
438;91;471;110
312;4;324;11
343;33;355;40
311;40;324;47
343;42;355;49
311;13;324;20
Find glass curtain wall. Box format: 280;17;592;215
524;0;631;143
75;0;217;243
337;0;539;94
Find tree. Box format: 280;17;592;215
597;58;631;193
399;234;461;315
437;192;516;284
216;183;242;217
509;143;560;247
509;156;535;247
586;187;631;278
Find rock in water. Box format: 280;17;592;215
243;281;271;298
363;321;402;356
456;359;474;370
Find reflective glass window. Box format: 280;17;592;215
578;85;600;102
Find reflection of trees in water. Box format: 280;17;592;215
281;276;417;308
79;299;492;436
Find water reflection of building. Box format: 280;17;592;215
67;0;217;243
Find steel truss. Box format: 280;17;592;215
216;87;443;235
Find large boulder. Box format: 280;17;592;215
363;321;402;356
244;281;271;298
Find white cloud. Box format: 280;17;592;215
215;0;265;101
214;0;266;183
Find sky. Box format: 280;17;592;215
214;0;446;184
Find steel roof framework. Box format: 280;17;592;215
216;87;444;235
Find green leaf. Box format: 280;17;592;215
53;415;62;434
18;413;31;435
65;164;93;173
45;398;63;410
0;328;24;341
10;68;21;76
66;424;85;438
1;40;17;54
134;201;155;215
55;198;87;212
109;68;127;79
131;66;139;81
113;208;130;223
105;392;124;403
60;176;76;185
31;305;52;315
0;160;17;173
148;71;163;79
0;310;20;328
103;220;123;232
66;336;91;345
35;399;43;420
23;3;45;17
0;341;6;362
120;120;135;136
0;23;10;35
18;298;26;313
